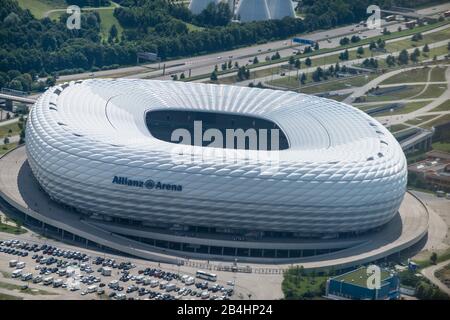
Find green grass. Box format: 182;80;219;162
0;220;27;234
97;9;122;41
0;281;57;295
432;100;450;112
430;66;448;82
0;142;19;155
380;67;431;85
365;85;426;102
413;248;450;269
432;141;450;153
16;0;66;19
388;123;410;132
332;267;391;288
375;101;430;116
415;84;448;99
0;293;22;300
385;27;450;52
422;114;450;129
268;73;377;93
282;269;327;299
406;115;438;126
0;121;22;138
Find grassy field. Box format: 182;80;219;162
365;85;425;102
16;0;66;19
432;141;450;153
269;73;377;93
97;9;122;40
432;100;450;112
282;270;327;299
0;281;57;296
413;248;450;269
0;220;27;234
0;122;22;138
332;268;391;288
389;123;410;132
0;142;19;155
374;101;429;116
430;66;448;82
380;67;431;85
422;113;450;129
406;114;438;126
385;26;450;52
415;84;448;99
0;293;22;300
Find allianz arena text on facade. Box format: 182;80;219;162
26;79;407;260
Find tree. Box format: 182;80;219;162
448;42;450;51
289;56;295;65
109;24;118;42
221;63;227;71
369;41;377;50
300;73;306;84
294;59;301;69
423;44;430;52
180;73;185;79
253;56;259;64
3;137;9;145
386;55;396;67
210;71;218;81
411;33;423;42
305;57;312;67
430;252;438;265
357;46;364;56
398;49;409;65
350;35;360;43
339;37;350;46
314;42;319;51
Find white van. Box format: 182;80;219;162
43;276;54;285
21;273;33;281
53;279;63;288
150;280;159;288
108;280;119;289
87;285;97;293
9;260;18;268
185;277;195;286
165;283;176;292
143;277;151;285
12;269;22;278
16;261;25;269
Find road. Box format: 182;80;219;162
421;259;450;296
55;20;411;83
50;2;449;83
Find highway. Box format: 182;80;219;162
51;2;449;83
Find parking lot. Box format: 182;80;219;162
0;238;235;300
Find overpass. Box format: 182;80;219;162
0;93;36;111
400;128;434;154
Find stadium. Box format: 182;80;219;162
17;79;413;263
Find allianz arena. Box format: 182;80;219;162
25;79;408;261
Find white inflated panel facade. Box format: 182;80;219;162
26;79;407;236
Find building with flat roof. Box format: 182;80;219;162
326;266;400;300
